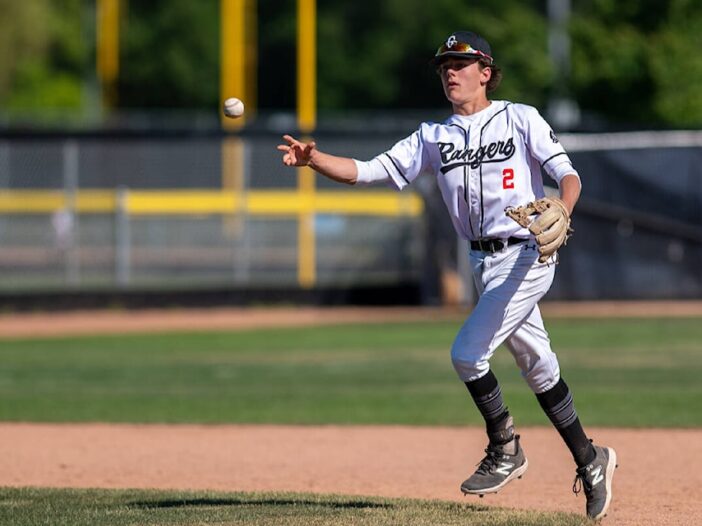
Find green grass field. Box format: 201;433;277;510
0;317;700;426
1;316;699;525
0;488;592;526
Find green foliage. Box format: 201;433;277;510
0;0;86;110
314;0;553;111
2;1;702;126
316;3;409;109
465;5;554;108
8;63;83;109
256;1;297;109
0;487;591;526
0;318;699;427
119;0;219;108
570;0;702;126
649;5;702;126
569;15;651;123
0;0;51;104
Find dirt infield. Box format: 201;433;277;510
2;423;700;526
1;301;702;339
2;304;701;525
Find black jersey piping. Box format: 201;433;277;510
448;122;475;238
447;123;469;201
478;103;512;237
379;160;393;180
540;151;568;169
383;153;410;185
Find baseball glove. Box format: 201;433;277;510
505;197;573;263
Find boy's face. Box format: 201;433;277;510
437;58;491;105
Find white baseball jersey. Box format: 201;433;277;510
355;100;579;241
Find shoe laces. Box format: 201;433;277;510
476;444;503;475
572;467;592;497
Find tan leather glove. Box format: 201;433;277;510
505;198;573;263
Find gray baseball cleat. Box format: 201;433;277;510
573;445;618;520
460;434;528;496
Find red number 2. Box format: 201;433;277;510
502;168;515;189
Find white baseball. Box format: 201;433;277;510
223;97;245;118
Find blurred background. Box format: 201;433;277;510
0;0;700;310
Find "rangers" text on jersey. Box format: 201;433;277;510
438;138;516;173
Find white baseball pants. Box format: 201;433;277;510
450;242;561;394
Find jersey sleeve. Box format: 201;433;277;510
353;158;391;186
520;105;579;185
364;127;432;191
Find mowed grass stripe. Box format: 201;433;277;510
0;488;591;526
0;318;699;426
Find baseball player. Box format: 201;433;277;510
277;31;617;520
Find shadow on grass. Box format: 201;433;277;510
130;497;396;510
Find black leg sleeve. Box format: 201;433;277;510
536;378;596;467
465;370;511;441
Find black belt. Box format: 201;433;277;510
470;237;528;253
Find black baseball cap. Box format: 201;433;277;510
431;31;494;65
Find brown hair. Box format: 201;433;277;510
479;59;502;93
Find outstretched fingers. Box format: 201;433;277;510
282;134;300;147
277;135;298;166
277;135;315;167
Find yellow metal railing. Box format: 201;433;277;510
1;189;423;288
0;189;423;217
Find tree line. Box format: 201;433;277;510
1;0;701;129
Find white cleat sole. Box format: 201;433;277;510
592;447;617;521
460;458;529;496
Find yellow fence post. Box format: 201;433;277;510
96;0;120;109
220;0;251;131
297;0;317;288
221;0;257;237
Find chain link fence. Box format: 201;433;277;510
0;133;426;298
0;129;700;303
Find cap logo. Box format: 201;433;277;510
446;35;458;48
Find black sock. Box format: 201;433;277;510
465;370;511;442
536;378;596;467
